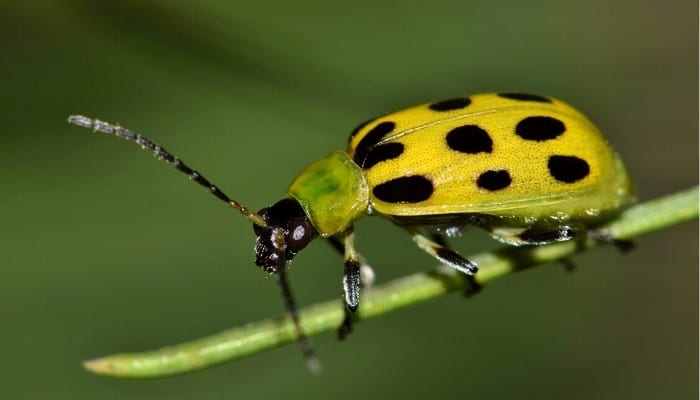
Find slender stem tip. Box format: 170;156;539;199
83;358;111;375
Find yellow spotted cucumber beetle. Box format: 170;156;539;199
69;92;634;370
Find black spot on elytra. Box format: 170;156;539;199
446;125;493;154
429;97;471;111
498;93;552;103
353;121;396;165
477;170;512;191
516;116;565;141
361;142;404;169
373;175;434;203
348;118;375;144
548;155;590;183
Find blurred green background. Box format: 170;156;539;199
1;1;697;399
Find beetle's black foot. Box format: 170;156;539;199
337;312;353;340
612;239;635;253
463;275;482;297
559;257;577;272
588;230;635;253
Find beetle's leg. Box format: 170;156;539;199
341;229;361;314
328;236;375;288
515;226;582;272
517;226;577;245
327;235;344;254
334;229;362;340
410;229;478;276
517;224;635;252
429;232;449;247
428;232;481;295
518;226;634;271
276;263;320;373
559;258;577;272
587;229;636;253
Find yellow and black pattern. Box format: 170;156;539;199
348;92;632;220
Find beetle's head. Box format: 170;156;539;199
253;198;317;274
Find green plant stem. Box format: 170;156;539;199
84;186;699;378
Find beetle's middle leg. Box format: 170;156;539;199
407;228;482;296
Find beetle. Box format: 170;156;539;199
68;92;634;369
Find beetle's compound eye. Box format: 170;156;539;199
287;219;315;253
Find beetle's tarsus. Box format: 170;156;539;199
337;312;353;340
612;239;635;253
559;258;577;272
588;230;636;253
463;275;483;297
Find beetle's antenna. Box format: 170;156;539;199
276;251;321;373
67;115;267;227
278;269;321;373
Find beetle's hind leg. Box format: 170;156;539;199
587;229;636;253
515;225;634;271
516;224;634;252
516;225;577;245
516;225;635;254
513;226;581;272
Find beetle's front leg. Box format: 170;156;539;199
328;236;375;288
334;229;361;340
